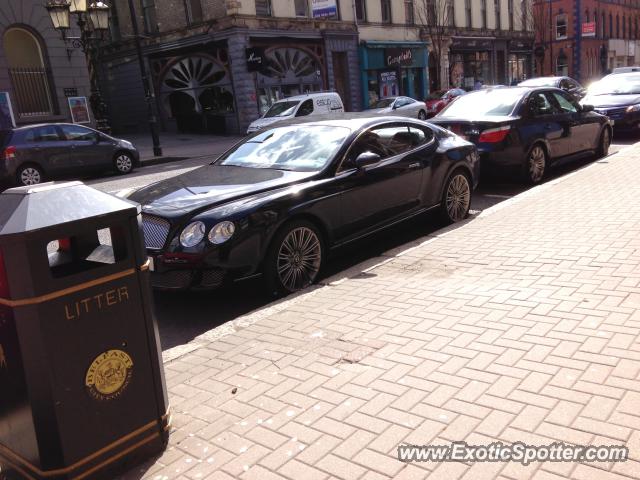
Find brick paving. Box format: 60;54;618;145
127;144;640;480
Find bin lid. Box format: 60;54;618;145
0;181;139;235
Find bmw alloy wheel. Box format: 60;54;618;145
528;145;546;184
19;166;42;186
276;226;322;292
115;153;133;174
445;173;471;222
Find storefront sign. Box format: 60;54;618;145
312;0;337;18
385;48;413;67
451;38;493;51
246;47;265;72
582;22;596;37
510;40;533;53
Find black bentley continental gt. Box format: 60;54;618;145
128;117;479;295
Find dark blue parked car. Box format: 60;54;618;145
582;72;640;133
430;87;612;184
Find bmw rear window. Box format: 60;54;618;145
439;89;523;117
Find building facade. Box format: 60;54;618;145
100;0;534;134
102;0;361;135
0;1;93;128
534;0;640;84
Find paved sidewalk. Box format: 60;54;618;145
121;132;243;163
129;145;640;480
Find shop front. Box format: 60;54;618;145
359;41;429;108
449;37;494;90
508;40;534;84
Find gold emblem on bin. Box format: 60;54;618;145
85;349;133;401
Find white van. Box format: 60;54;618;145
247;92;345;134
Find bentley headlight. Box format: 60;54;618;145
180;221;205;247
626;104;640;113
208;221;235;244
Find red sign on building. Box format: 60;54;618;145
582;22;596;37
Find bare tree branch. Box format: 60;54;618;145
415;0;454;89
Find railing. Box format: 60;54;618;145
8;67;54;118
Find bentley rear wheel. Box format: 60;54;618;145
439;170;471;224
265;220;324;296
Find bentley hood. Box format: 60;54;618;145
129;165;317;217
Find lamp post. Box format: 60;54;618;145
46;0;162;155
46;0;111;133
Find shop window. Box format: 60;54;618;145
4;27;55;118
381;0;392;23
495;0;501;29
255;0;272;16
404;0;414;25
185;0;203;24
294;0;308;17
142;0;159;34
556;14;568;39
355;0;366;21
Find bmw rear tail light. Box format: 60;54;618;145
3;146;16;160
478;126;511;143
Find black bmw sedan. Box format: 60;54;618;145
128;117;479;295
430;87;612;184
581;73;640;133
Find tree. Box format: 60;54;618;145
415;0;454;90
529;0;551;75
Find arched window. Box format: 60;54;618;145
616;14;620;38
3;27;54;118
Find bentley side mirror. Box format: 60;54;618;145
355;151;381;169
582;104;595;112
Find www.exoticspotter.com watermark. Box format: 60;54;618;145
397;442;629;466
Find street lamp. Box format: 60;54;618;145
46;0;111;133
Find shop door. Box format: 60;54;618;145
332;52;350;111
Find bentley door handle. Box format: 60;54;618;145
408;162;421;169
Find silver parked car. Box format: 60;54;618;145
367;96;428;120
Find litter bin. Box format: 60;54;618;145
0;182;169;479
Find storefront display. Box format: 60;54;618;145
449;37;494;89
359;41;429;108
508;40;534;84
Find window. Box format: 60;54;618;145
616;14;620;38
294;0;308;17
61;125;99;141
426;0;436;24
495;0;501;29
447;0;454;26
481;0;487;28
405;0;414;24
528;92;555;116
381;0;392;23
355;0;366;21
522;0;528;30
585;9;589;23
296;99;314;117
185;0;203;24
4;27;55;118
24;125;61;142
556;14;568;39
602;12;606;38
551;92;577;113
610;13;613;39
556;53;569;76
255;0;272;16
347;125;430;166
465;0;472;27
141;0;159;34
623;15;626;38
508;0;513;30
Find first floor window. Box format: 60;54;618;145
465;0;471;27
381;0;391;23
405;0;414;24
294;0;308;17
508;0;513;30
185;0;203;24
495;0;501;29
556;54;568;76
255;0;272;16
355;0;366;21
556;13;568;39
481;0;487;28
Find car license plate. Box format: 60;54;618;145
148;256;155;271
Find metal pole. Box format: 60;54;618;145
127;0;162;156
549;0;553;75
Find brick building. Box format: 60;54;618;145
0;1;93;128
534;0;640;84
